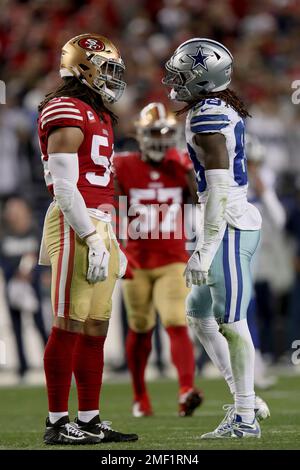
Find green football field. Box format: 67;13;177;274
0;375;299;450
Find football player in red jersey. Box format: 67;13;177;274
38;34;137;445
114;103;204;417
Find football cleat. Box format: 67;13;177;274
200;408;261;439
255;395;270;421
44;416;100;445
132;393;153;418
200;404;235;439
75;416;138;442
179;388;204;417
231;414;261;438
200;397;267;439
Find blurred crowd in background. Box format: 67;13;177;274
1;0;300;382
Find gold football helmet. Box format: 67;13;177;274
135;102;179;162
60;33;126;103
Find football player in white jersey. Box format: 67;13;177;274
163;38;270;438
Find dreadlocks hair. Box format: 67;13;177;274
175;88;251;119
38;77;118;124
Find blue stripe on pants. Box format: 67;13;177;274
234;228;243;321
223;227;231;323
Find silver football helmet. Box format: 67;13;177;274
162;38;233;101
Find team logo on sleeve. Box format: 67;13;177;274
78;37;105;51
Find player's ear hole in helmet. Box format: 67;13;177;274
135;102;180;162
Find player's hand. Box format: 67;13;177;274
184;250;208;287
86;233;110;283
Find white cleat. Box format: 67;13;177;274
200;396;269;439
201;404;235;439
201;409;261;439
132;399;153;418
231;415;261;438
132;402;147;418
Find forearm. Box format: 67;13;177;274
48;153;95;239
55;181;96;239
196;169;230;269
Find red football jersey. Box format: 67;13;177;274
38;96;115;210
114;149;193;269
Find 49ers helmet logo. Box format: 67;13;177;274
78;37;105;51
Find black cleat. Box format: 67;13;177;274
44;416;100;445
75;416;138;443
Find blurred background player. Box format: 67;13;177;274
0;197;48;380
246;135;286;389
38;33;137;445
114;102;203;417
163;38;270;438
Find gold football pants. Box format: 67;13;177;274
123;263;190;333
44;204;119;322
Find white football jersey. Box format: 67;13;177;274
185;97;262;231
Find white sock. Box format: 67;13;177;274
220;319;255;424
78;410;99;423
49;411;68;424
254;349;266;382
187;316;235;395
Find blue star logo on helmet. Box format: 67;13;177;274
188;46;210;71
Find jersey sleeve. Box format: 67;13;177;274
189;99;230;135
39;97;86;137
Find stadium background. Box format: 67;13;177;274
0;0;300;432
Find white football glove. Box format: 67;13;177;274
86;233;110;284
184;250;208;288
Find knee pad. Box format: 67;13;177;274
186;290;198;314
186;286;212;320
187;316;219;335
127;314;155;333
